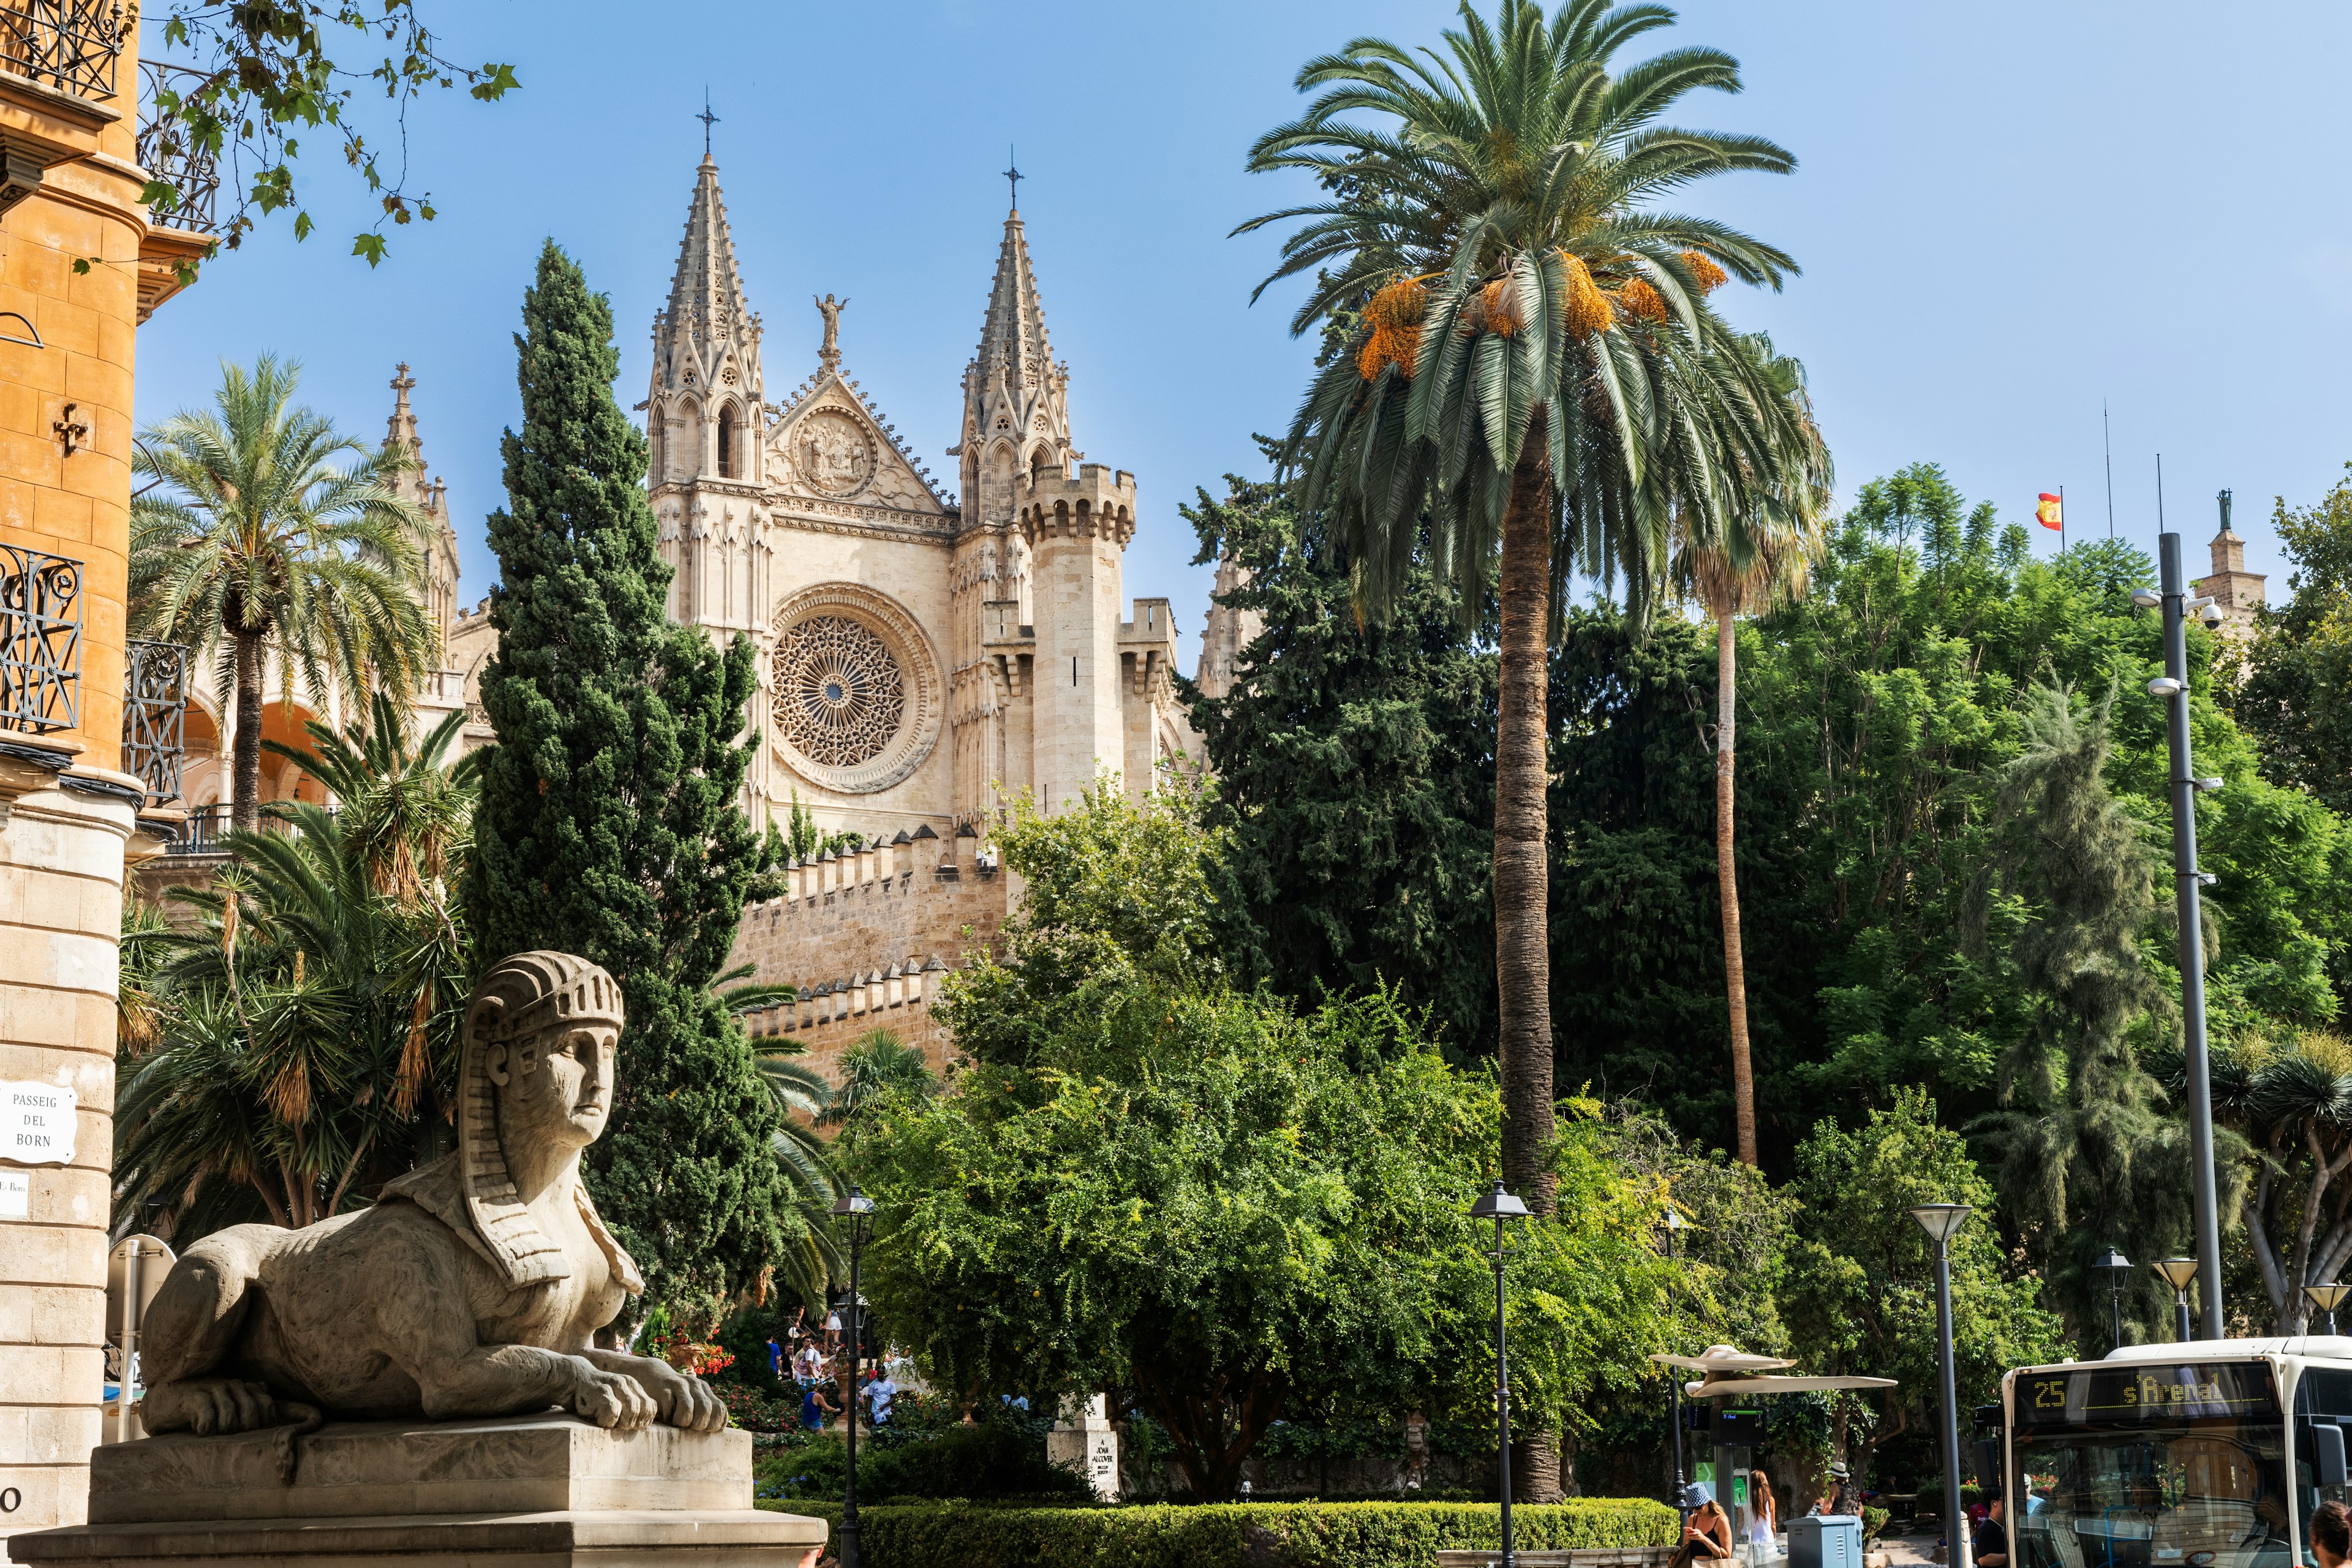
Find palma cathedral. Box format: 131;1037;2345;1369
637;153;1204;835
423;154;1241;1077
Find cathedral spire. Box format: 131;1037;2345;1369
973;208;1053;407
658;154;755;372
382;363;459;647
958;206;1072;528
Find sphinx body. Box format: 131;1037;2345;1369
137;952;723;1437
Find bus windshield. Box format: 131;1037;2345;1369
2013;1362;2293;1568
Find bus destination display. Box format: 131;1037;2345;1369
2015;1363;2273;1427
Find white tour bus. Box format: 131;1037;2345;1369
2004;1340;2352;1568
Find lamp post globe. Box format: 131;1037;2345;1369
2092;1248;2133;1351
1909;1204;1973;1568
2306;1282;2352;1336
1471;1182;1531;1568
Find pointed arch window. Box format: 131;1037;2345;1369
718;406;737;479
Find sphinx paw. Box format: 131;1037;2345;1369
145;1376;280;1436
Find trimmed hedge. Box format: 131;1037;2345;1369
761;1496;1677;1568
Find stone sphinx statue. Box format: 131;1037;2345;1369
138;951;724;1439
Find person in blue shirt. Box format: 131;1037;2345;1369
801;1379;839;1431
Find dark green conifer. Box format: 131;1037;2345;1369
467;241;782;1325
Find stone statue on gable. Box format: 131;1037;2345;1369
135;952;723;1439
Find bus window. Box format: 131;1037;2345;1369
2292;1370;2352;1562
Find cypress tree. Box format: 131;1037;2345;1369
467;241;783;1325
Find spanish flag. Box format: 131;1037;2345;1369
2036;492;2064;530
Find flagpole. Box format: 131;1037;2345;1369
2060;484;2067;557
2103;403;2116;539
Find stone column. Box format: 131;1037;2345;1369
0;779;140;1561
1045;1394;1121;1502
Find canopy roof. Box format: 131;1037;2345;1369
1647;1343;1896;1399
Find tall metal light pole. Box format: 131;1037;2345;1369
1664;1209;1690;1502
831;1186;876;1568
1473;1182;1531;1568
2137;519;2226;1338
2154;1259;2199;1343
2092;1248;2133;1352
2307;1283;2352;1336
1911;1204;1973;1568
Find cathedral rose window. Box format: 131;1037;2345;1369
772;615;907;767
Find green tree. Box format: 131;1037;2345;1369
2233;467;2352;814
115;704;478;1242
464;240;783;1330
1780;1088;2067;1482
1547;607;1821;1156
2207;1028;2351;1333
867;785;1687;1502
130;353;438;831
1674;339;1831;1165
1238;0;1822;1257
819;1027;938;1130
139;2;519;267
1966;682;2192;1347
262;690;478;901
1183;474;1498;1049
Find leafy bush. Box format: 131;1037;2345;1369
755;1424;1092;1504
758;1498;1675;1567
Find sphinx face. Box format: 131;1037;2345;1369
494;1022;619;1152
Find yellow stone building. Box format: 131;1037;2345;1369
0;5;209;1553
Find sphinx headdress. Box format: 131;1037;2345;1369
383;951;644;1294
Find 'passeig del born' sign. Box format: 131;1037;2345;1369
2;1081;75;1166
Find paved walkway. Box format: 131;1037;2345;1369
1879;1534;1945;1568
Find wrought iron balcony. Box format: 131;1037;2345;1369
0;542;78;737
135;62;217;233
121;638;186;805
165;803;336;857
0;0;126;102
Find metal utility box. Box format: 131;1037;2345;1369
1789;1515;1863;1568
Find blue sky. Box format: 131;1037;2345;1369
135;0;2352;650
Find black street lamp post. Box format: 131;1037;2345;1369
1911;1204;1973;1568
2092;1248;2133;1351
831;1186;876;1568
1472;1182;1531;1568
2307;1283;2352;1336
2153;1259;2199;1343
1664;1208;1690;1503
2139;519;2226;1337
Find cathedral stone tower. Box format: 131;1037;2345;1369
647;155;772;646
385;363;461;651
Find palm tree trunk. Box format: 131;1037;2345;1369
1496;417;1567;1502
233;632;264;832
1716;610;1757;1166
1496;413;1555;1216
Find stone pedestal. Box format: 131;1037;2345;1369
1044;1394;1120;1502
6;1415;826;1568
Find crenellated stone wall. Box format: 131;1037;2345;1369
725;821;1009;1080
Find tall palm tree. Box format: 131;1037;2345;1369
1239;0;1817;1218
1673;338;1830;1166
131;355;438;831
